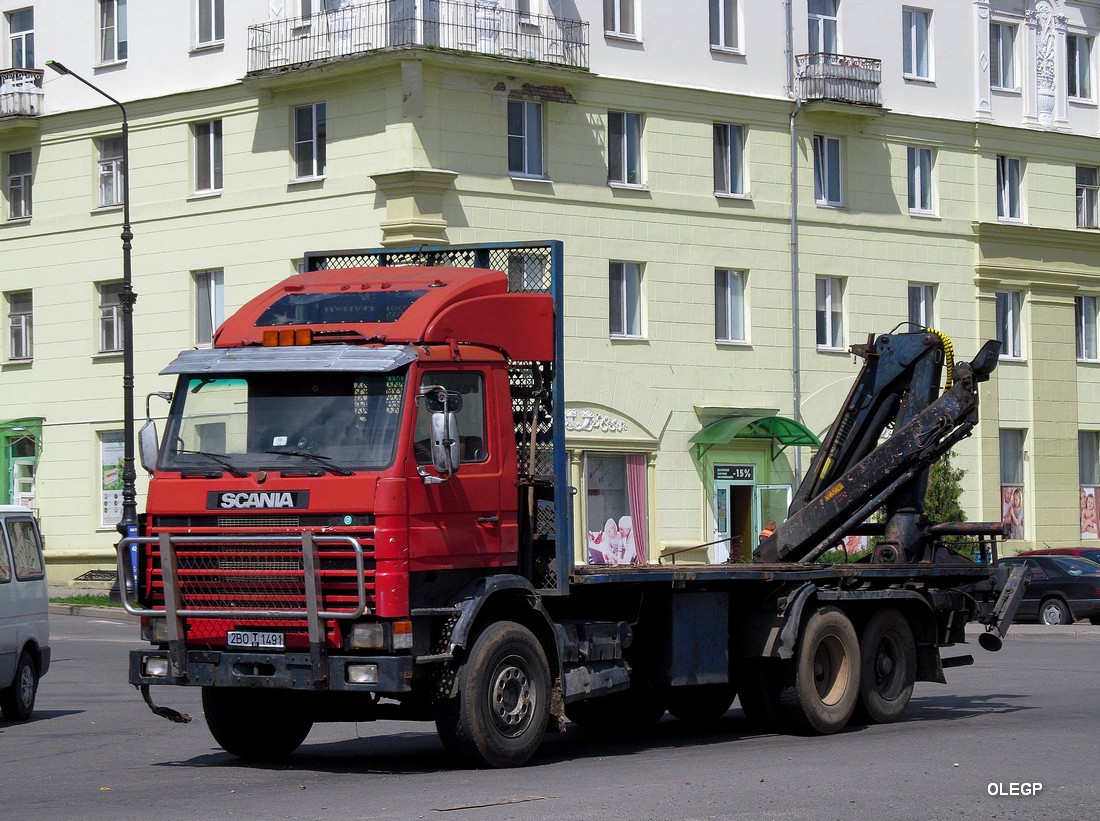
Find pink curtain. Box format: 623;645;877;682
626;454;647;564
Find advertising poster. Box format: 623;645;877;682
1082;486;1099;540
101;432;125;528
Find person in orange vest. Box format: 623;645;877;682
758;520;777;545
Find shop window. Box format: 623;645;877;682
999;428;1025;540
584;453;648;565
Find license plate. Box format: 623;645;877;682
226;630;285;650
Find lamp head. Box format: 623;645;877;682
45;59;71;76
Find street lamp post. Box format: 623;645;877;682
46;60;138;538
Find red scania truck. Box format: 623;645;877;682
121;241;1026;768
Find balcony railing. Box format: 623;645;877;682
247;0;589;74
0;68;43;118
795;53;881;107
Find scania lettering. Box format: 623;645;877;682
121;241;1027;768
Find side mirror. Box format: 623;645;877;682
430;409;461;476
138;420;160;474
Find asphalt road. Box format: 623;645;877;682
3;613;1098;821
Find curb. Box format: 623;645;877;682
48;603;136;620
965;624;1100;640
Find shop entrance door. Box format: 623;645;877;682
753;484;791;549
712;464;754;563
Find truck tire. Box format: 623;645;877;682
202;687;313;760
1039;598;1071;625
736;659;782;731
666;683;737;725
855;609;916;724
435;621;550;768
565;680;665;734
0;651;38;722
776;606;860;735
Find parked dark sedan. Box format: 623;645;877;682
1018;546;1100;564
997;555;1100;625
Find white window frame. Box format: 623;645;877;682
709;0;740;53
7;291;31;361
194;120;223;194
609;261;643;339
98;0;127;64
808;0;838;54
507;99;545;178
98;136;125;208
7;150;31;220
293;103;326;180
1077;295;1098;362
813;134;843;206
1068;33;1092;101
603;0;637;39
608;110;643;187
1078;166;1098;229
906;145;933;214
196;0;225;47
8;8;34;68
995;289;1023;360
715;268;746;343
990;21;1016;91
908;283;934;330
996;155;1022;222
713;123;746;197
98;281;124;354
194;269;225;346
816;276;844;350
902;7;931;80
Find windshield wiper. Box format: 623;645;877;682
177;449;250;478
265;449;355;477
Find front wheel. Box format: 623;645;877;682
202;687;313;760
856;609;916;724
777;606;861;734
1039;598;1071;625
0;651;38;722
435;621;551;768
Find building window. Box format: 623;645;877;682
98;136;125;208
713;123;745;196
293;103;326;180
709;0;739;51
603;0;636;38
609;261;642;338
908;283;934;330
100;430;124;527
813;134;842;206
1079;431;1100;539
507;99;544;178
7;291;31;361
98;0;127;63
196;0;224;46
1077;166;1098;228
808;0;838;53
999;428;1025;540
8;8;34;68
584;453;648;565
902;7;930;79
907;145;933;214
715;268;746;343
507;252;547;292
995;290;1022;359
194;120;223;193
990;22;1015;90
816;276;843;349
608;111;643;186
7;151;31;220
1077;295;1098;361
99;281;124;353
996;155;1021;221
1068;34;1092;100
194;269;224;345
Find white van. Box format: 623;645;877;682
0;506;50;721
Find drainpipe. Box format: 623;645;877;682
785;0;804;479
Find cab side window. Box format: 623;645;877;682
415;372;488;465
8;519;44;581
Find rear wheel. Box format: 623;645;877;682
666;683;737;725
202;687;313;760
776;606;861;734
856;609;916;724
1039;598;1071;626
0;651;37;722
435;621;550;768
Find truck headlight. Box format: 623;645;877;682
348;622;385;649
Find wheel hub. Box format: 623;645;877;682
490;659;533;736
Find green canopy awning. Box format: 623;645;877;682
690;414;820;461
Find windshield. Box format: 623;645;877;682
160;371;407;473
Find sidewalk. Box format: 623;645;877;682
965;622;1100;640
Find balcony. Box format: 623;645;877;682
0;68;43;119
795;53;881;108
247;0;589;75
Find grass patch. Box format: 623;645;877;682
49;594;119;608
